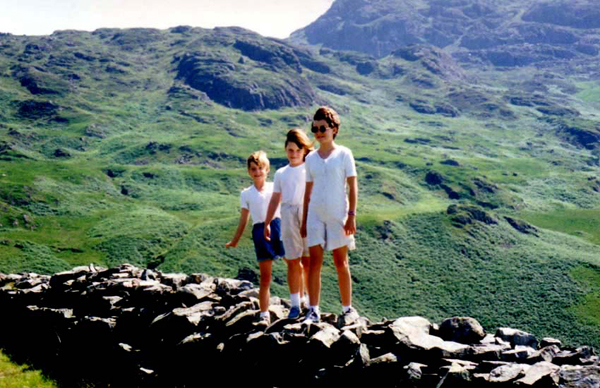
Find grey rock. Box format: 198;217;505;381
541;337;562;348
439;316;486;344
553;346;596;366
496;327;538;349
489;363;530;383
392;316;470;358
515;361;560;386
309;323;341;349
159;273;188;288
526;345;561;364
368;352;397;366
439;361;475;386
559;365;600;387
405;362;428;380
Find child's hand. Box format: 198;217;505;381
264;224;271;241
344;215;356;235
225;241;237;248
300;222;307;238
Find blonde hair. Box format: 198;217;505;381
247;150;269;169
285;128;313;161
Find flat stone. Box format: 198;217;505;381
160;273;189;288
515;361;560;386
489;363;530;383
559;365;600;387
368;352;398;366
469;342;512;361
526;345;560;364
502;345;537;362
496;327;538;349
541;337;562;348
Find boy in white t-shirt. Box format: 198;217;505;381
301;106;359;325
226;151;284;324
264;129;313;319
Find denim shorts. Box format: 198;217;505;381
252;218;285;262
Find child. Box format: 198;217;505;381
226;151;284;324
300;106;359;325
264;129;313;319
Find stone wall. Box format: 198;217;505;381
0;264;599;387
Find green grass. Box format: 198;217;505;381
575;82;600;104
521;208;600;246
0;351;56;388
571;265;600;329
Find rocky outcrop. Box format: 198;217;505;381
1;265;598;387
291;0;600;68
175;50;317;111
173;29;320;111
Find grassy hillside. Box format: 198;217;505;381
0;350;55;387
0;27;600;349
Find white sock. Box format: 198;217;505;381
260;311;269;318
290;293;300;307
310;305;320;316
342;305;352;313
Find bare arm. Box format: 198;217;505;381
301;181;313;238
263;192;282;241
344;176;357;235
226;208;250;248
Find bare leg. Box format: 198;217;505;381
284;258;302;295
258;260;273;312
308;245;324;306
332;246;352;306
301;256;311;299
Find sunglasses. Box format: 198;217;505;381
311;125;330;134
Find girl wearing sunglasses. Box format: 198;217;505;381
301;106;359;325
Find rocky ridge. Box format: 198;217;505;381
1;265;599;387
291;0;600;69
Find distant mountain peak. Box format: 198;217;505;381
291;0;600;68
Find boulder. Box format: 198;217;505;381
438;317;486;344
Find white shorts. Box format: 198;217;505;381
281;204;309;259
306;207;355;252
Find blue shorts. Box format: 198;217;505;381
252;218;285;262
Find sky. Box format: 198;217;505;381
0;0;335;39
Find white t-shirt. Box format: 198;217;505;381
273;164;306;206
305;145;357;217
240;182;281;225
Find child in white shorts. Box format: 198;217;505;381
301;106;359;325
265;129;313;319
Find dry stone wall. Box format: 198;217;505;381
1;264;599;387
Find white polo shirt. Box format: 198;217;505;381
305;145;357;218
273;163;306;206
240;182;280;225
